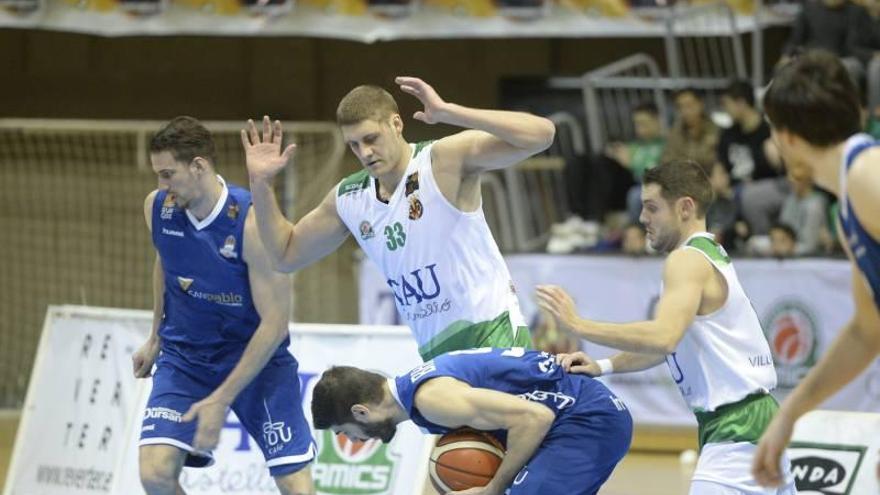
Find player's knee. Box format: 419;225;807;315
139;450;181;494
274;465;315;495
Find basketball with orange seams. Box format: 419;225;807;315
429;428;505;493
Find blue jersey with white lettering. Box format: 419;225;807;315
840;134;880;309
151;180;291;367
392;348;619;438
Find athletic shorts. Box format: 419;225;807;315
138;352;315;477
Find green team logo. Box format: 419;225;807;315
313;430;400;495
763;299;819;389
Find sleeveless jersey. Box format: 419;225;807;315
152;176;291;367
392;347;619;438
336;142;529;360
840;133;880;309
665;233;776;412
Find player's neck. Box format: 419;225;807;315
382;382;409;425
676;222;708;249
188;174;223;220
375;142;413;200
808;142;845;197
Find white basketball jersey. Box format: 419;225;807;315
666;233;777;412
335;141;527;360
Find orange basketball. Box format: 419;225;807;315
429;429;505;493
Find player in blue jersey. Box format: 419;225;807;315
132;116;315;495
753;50;880;487
310;347;632;495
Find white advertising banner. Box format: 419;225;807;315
359;255;877;426
789;410;880;494
5;306;429;495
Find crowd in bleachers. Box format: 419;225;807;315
547;7;880;258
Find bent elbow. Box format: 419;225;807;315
537;120;556;151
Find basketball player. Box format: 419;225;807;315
752;50;880;488
242;76;555;360
310;347;632;495
536;161;797;495
132;117;315;495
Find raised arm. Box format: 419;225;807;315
243;117;350;272
395;76;555;175
415;377;555;495
536;248;709;354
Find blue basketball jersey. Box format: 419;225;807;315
840;134;880;309
392;348;620;437
151;177;291;367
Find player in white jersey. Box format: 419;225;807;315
537;160;797;495
752;50;880;488
240;79;554;359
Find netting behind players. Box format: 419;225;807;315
0;119;355;408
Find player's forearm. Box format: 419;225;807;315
610;352;668;373
149;256;163;342
568;318;676;354
438;104;555;152
248;178;297;271
778;321;880;421
211;322;288;404
487;409;554;493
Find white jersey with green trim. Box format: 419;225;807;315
666;233;777;412
335;141;527;358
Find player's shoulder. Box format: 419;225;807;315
144;189;160;209
337;169;371;197
679;235;730;265
665;243;717;280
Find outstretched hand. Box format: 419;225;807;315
535;285;581;332
395;76;449;124
242;115;297;183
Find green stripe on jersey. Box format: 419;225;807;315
418;311;533;361
337;169;370;197
687;236;731;265
412;140;434;158
695;393;778;450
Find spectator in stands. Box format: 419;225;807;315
769;223;798;258
781;0;875;87
605;102;667;222
661;88;719;173
718;80;781;184
550;102;665;252
717;79;788;237
620;223;648;256
778;165;830;256
706;162;746;251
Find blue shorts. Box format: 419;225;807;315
139;352;315;477
506;380;633;495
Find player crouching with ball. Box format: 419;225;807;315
310;347;632;495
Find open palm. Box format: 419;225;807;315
395;76;449;124
242;115;296;182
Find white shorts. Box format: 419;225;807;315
689;442;797;495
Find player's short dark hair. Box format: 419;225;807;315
643;160;715;218
311;366;387;429
722;79;755;107
633;101;659;116
149;116;216;165
336;85;400;126
764;50;861;147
